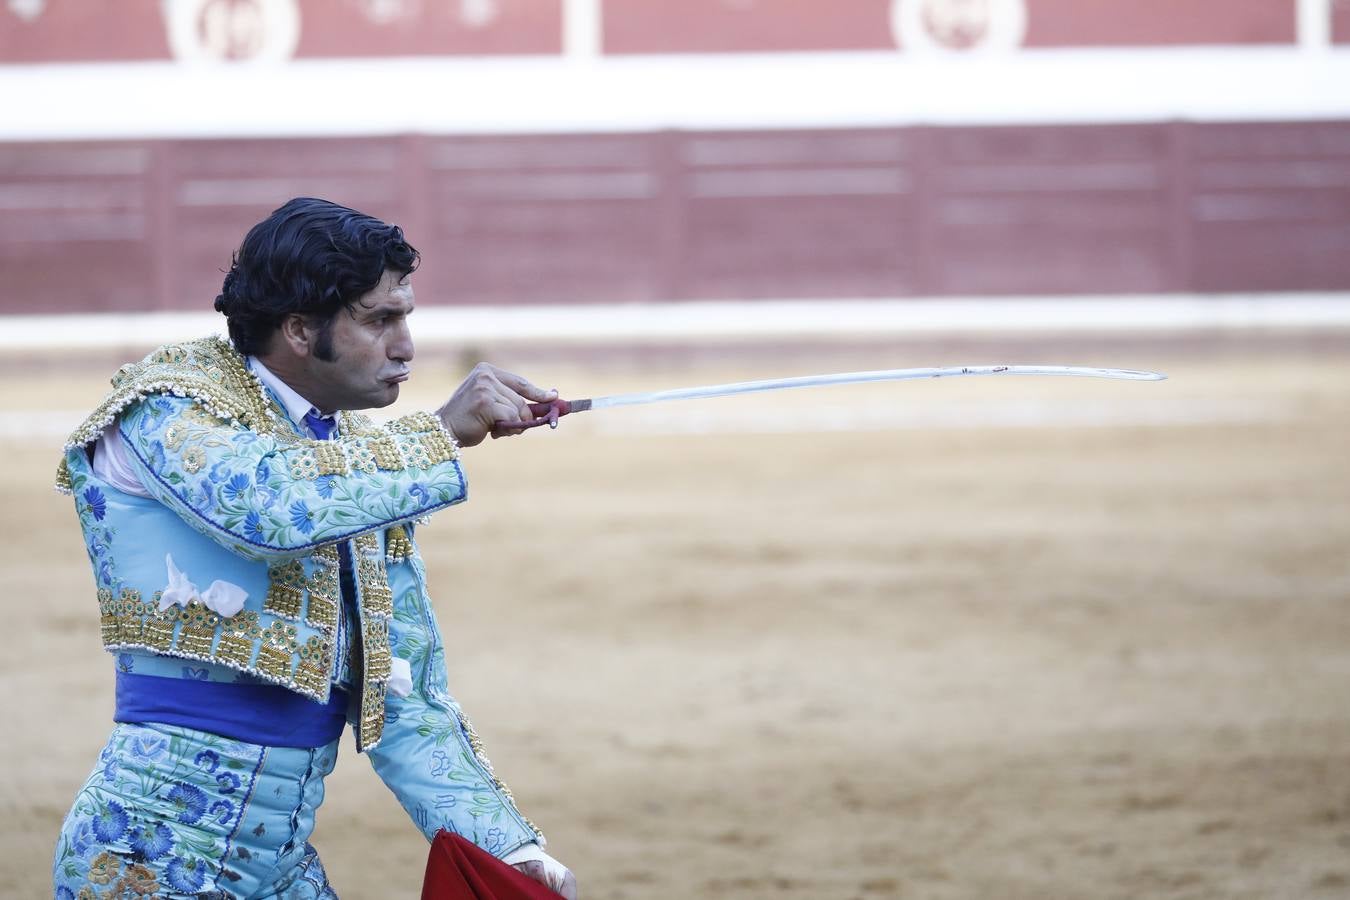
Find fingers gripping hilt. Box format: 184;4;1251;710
490;398;587;438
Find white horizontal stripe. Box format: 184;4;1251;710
0;48;1348;141
2;294;1348;351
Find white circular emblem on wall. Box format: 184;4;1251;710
890;0;1027;53
350;0;419;26
164;0;301;63
6;0;47;23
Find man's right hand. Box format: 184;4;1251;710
503;843;578;898
436;363;558;447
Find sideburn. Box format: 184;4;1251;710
313;317;337;362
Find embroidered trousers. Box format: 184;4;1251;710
53;722;340;899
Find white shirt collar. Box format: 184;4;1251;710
247;356;335;436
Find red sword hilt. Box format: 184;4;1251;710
490;398;586;438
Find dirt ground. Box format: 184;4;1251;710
3;335;1349;899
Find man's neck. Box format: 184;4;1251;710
248;356;330;424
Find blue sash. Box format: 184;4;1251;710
115;671;349;749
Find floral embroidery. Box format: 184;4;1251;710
222;472;251;501
117;862;159;895
288;500;315;535
165;855;207;893
86;850;121;884
82;487;106;521
91;802;128;843
127;821;174;860
290;450;319;480
166;783;208;824
181;446;206;474
129;732;168;761
53;724;264;898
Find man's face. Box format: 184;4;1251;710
305;269;415;412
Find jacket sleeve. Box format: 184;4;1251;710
118;394;466;562
365;552;544;858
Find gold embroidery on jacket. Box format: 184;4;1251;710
215;610;261;669
264;561;306;620
294;636;332;697
314;441;349;476
304;546;341;633
384;525;414;564
174;603;221;658
256;621;299;683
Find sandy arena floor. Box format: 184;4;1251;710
3;336;1349;899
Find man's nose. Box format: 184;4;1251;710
390;321;414;362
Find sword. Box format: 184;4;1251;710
491;365;1166;436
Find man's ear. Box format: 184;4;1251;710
277;313;313;357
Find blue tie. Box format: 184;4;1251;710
304;410;337;441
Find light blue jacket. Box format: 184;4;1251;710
57;336;542;856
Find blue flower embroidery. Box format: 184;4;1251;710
209;460;232;483
56;887;75;900
192;480;214;512
101;757;120;782
117;653;134;673
67;817;96;856
244;511;266;542
166;782;208;825
91;800;129;842
429;749;453;778
216;771;241;795
409;482;430;506
256;460;271;483
223;473;251;501
82;487;107;521
182;667;210;681
315;476;336;499
129;732;169;761
482;827;508;856
148;440;166;472
289;500;314;534
166;855;207;893
208;799;235;825
193;749;220;772
128;820;174;860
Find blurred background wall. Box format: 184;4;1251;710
2;0;1348;316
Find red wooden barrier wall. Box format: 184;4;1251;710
1;121;1348;314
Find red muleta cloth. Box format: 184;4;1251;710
422;832;560;900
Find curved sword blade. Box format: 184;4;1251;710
584;365;1166;411
492;365;1166;435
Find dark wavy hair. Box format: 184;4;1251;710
213;197;420;357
